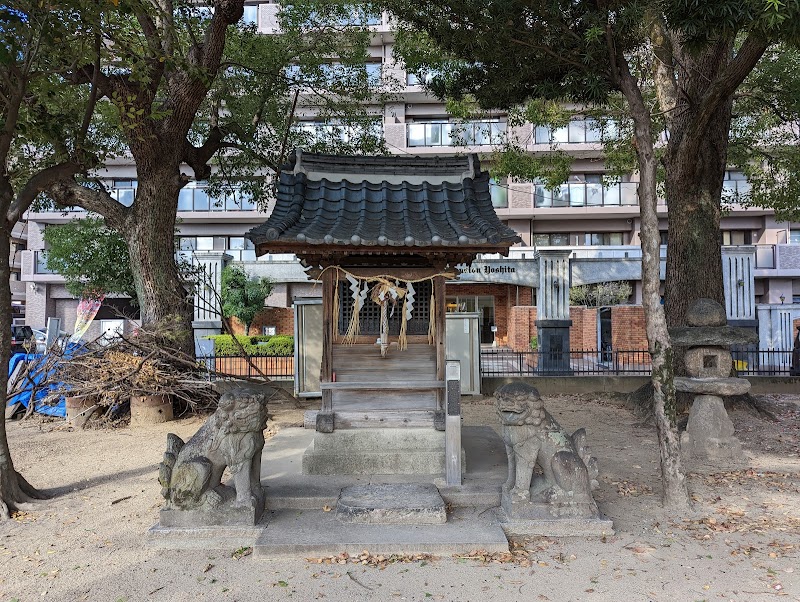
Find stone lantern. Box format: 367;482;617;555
669;299;758;463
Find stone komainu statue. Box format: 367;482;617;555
496;382;599;516
158;389;269;512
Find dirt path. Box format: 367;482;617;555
0;393;798;602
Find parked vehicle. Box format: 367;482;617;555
31;328;69;353
10;325;34;355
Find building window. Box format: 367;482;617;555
534;176;637;208
296;119;383;144
406;120;506;147
176;182;256;212
722;230;752;245
660;230;668;245
533;233;570;246
177;236;256;261
534;118;613;144
109;179;136;207
585;232;625;245
722;171;751;199
34;251;53;274
490;178;508;208
242;4;258;24
789;230;800;244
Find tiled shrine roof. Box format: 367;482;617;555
247;150;521;251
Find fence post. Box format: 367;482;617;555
445;360;462;487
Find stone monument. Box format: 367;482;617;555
157;385;270;527
535;250;573;375
669;298;757;464
495;382;611;536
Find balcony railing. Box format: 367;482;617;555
534;182;639;208
406;121;506;148
177;188;257;212
534;118;616;144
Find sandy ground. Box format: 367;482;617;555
0;392;798;602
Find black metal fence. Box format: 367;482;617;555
481;348;799;377
731;349;795;376
198;354;294;380
480;349;652;376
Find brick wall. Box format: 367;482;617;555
446;283;512;345
230;307;295;336
611;305;648;350
570;307;598;350
508;306;537;351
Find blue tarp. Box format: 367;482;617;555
6;347;85;418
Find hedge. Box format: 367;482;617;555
206;334;294;357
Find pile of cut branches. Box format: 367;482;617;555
46;325;221;414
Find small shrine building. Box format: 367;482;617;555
247;150;520;474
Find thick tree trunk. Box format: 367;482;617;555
663;44;733;328
0;224;45;518
616;57;691;511
663;129;729;328
119;163;194;354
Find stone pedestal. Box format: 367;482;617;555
160;486;266;527
536;320;573;375
302;428;464;475
680;395;744;463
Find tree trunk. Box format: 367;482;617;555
616;57;691;511
663;44;733;328
120;163;194;355
0;224;45;518
663;129;728;328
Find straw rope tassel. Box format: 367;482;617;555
332;272;340;342
427;290;436;345
398;296;408;350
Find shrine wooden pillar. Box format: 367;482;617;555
434;275;446;413
318;268;334;432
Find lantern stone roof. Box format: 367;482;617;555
246;150;522;253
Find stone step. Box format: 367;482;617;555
309;428;445;453
253;508;509;559
335;483;446;525
302;445;448;475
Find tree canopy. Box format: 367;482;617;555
43;217;135;300
41;0;392;354
220;265;273;335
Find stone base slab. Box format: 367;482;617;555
335;483;446;525
501;492;600;521
254;508;508;559
159;488;266;527
497;509;614;537
147;522;266;550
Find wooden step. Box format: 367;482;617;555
321;380;444;390
304;409;437;429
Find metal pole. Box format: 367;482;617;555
445;360;462;486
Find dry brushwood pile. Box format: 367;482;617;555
43;327;222;414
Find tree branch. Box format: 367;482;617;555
46;179;128;229
182;123;245;179
688;33;769;143
6;163;83;225
647;11;679;130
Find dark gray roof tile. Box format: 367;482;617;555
248;150;521;249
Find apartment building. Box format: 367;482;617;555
19;6;800;347
9;221;26;323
